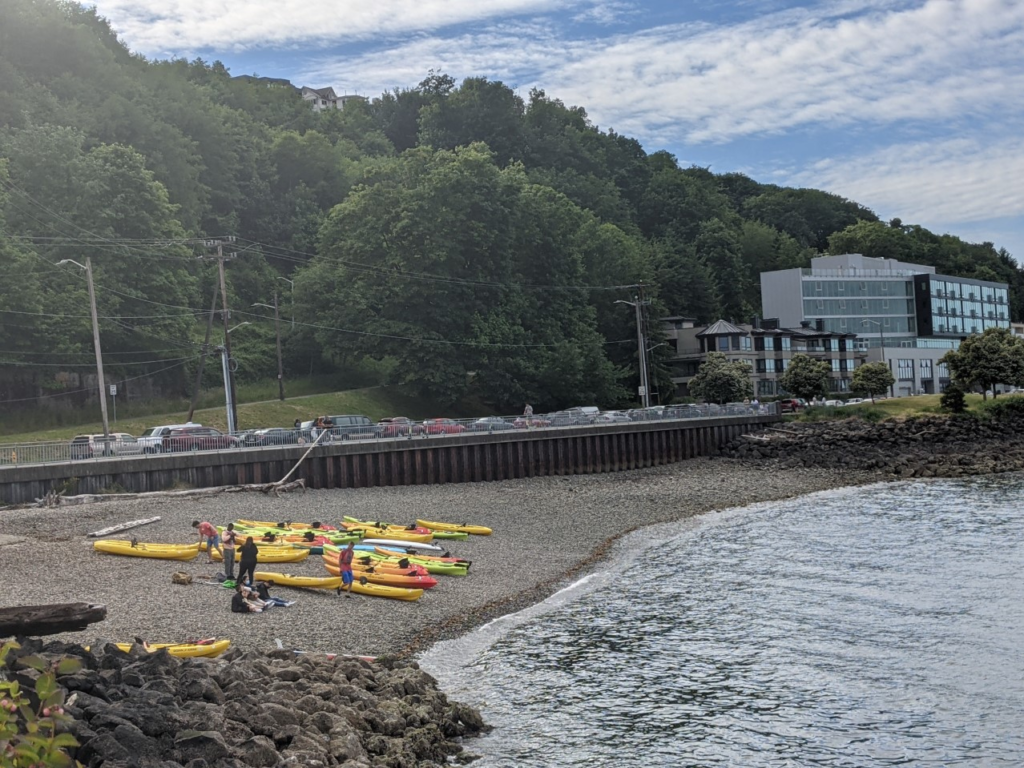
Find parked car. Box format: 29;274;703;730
627;407;666;421
241;428;301;447
593;411;631;424
422;418;466;435
378;417;424;438
138;423;201;453
467;416;514;432
513;415;551;429
663;404;703;419
69;433;144;459
162;426;239;452
324;415;378;440
777;399;804;413
565;406;599;423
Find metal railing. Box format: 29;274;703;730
0;404;779;469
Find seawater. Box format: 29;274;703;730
421;476;1024;767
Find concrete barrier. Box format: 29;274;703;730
0;415;781;505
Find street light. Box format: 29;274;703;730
862;319;894;398
277;277;295;329
253;295;285;401
219;322;250;433
616;296;651;408
58;258;111;445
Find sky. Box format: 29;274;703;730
88;0;1024;261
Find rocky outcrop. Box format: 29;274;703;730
720;412;1024;478
4;638;487;768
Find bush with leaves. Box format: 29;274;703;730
851;361;896;402
0;641;80;768
939;383;967;413
688;352;752;404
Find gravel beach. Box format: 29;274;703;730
0;458;882;658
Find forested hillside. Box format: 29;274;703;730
1;0;1021;414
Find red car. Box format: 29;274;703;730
162;427;239;452
421;418;466;435
378;417;424;438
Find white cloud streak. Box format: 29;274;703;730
787;136;1024;228
300;0;1024;143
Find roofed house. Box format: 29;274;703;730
664;317;867;399
300;87;367;112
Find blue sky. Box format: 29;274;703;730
91;0;1024;260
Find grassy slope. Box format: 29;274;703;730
3;385;490;444
796;393;1006;421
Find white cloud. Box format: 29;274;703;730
786;136;1024;231
93;0;580;54
299;0;1024;145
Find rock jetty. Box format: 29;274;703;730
721;411;1024;478
3;638;487;768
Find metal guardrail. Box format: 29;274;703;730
0;404;779;469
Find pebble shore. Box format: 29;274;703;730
0;458;883;658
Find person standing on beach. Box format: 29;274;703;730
193;520;222;564
238;536;259;587
221;523;239;582
336;542;355;597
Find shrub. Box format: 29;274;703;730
940;384;967;414
0;641;80;767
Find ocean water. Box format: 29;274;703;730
421;476;1024;767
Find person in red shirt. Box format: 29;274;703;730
336;542;355;597
192;520;222;564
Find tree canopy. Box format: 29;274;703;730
688;353;753;404
940;327;1024;399
779;354;831;401
851;362;895;402
0;0;1021;416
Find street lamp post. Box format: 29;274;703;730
616;296;651;408
253;294;285;401
862;319;894;398
58;258;111;447
221;322;250;433
277;277;294;329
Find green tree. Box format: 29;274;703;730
851;361;895;402
940;327;1024;399
940;381;967;413
779;353;831;401
688;352;752;404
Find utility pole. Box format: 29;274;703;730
277;277;295;329
253;292;285;401
616;287;652;409
200;238;239;432
187;286;220;423
59;258;111;447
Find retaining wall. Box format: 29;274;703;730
0;415;780;505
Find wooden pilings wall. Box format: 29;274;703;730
0;415;779;505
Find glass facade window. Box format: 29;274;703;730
731;336;740;351
765;359;776;373
758;380;776;396
831;359;840;372
920;359;933;379
938;362;950;379
718;337;729;352
779;358;788;371
741;336;752;351
898;359;914;380
781;337;791;351
802;280;911;298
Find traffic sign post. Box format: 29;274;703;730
109;384;117;424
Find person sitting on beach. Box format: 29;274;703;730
231;583;262;613
254;580;295;607
193;520;222;563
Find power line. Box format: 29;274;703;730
0;355;194;367
0;357;198;404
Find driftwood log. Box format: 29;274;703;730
35;479;306;508
0;602;107;638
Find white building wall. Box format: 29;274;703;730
760;268;805;328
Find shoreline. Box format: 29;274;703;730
0;458;886;658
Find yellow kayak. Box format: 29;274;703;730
212;548;309;564
416;518;492;536
236;519;339;532
253;571;342;590
87;639;231;658
93;540;200;561
340;522;434;543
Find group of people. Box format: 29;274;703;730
191;519;357;608
192;520;259;587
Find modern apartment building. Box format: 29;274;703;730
663;318;867;399
761;254;1011;396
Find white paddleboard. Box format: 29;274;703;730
360;538;445;552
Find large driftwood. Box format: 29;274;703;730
86;516;161;538
36;479;306;508
0;602;107;638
